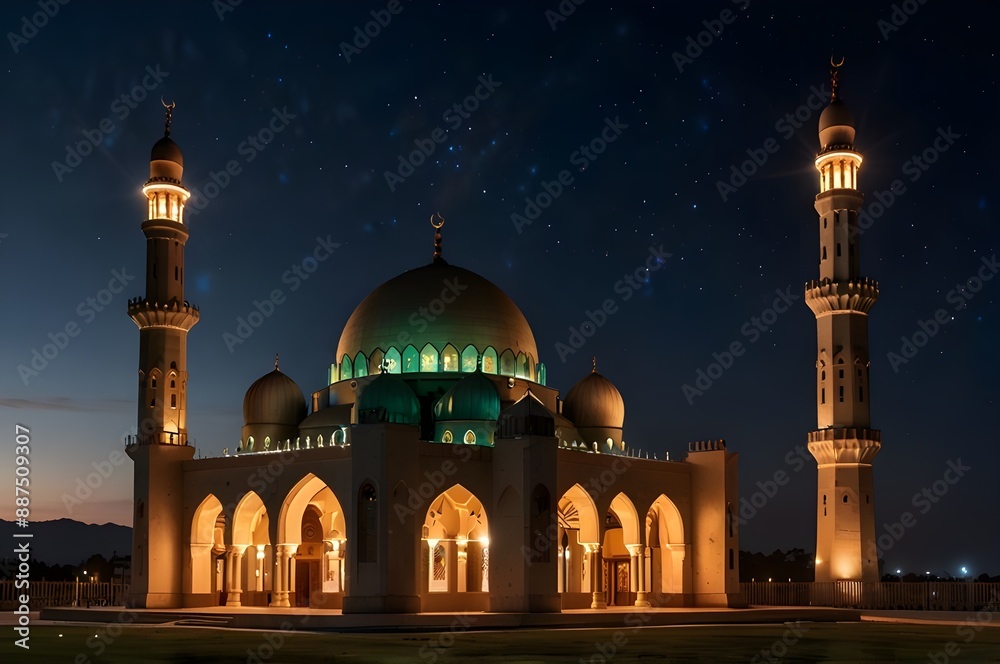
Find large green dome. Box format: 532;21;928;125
336;261;539;380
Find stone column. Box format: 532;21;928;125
225;545;247;607
557;545;565;593
456;540;468;593
589;544;607;609
270;545;289;608
634;545;650;607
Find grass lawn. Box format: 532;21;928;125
3;621;1000;663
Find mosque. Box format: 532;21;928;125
123;104;739;613
124;63;878;613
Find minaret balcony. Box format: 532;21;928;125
805;277;879;315
128;297;200;330
808;427;881;465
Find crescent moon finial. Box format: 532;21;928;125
830;55;845;68
431;212;445;263
160;98;175;137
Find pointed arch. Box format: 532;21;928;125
461;344;478;372
558;483;599;544
384;347;402;374
422;484;490;594
402;345;419;373
499;349;516;376
420;343;439;372
609;492;641;547
354;351;368;378
441;343;459;372
369;348;385;374
190;494;224;595
482;347;498;374
645;494;686;597
233;491;270;546
278;473;346;545
340;355;353;380
515;352;528;379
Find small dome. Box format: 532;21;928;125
243;368;307;427
151;135;183;166
357;373;420;425
434;371;500;421
563;369;625;429
818;99;856;149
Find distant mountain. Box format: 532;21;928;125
0;519;131;566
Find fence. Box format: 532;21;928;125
0;580;129;610
741;581;1000;611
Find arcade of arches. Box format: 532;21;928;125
188;480;685;609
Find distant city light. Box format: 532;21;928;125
961;566;968;575
896;569;901;574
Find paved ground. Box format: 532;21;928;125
3;620;1000;662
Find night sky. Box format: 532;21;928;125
1;1;996;577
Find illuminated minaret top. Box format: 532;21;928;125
804;59;882;583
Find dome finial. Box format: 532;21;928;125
274;353;280;371
430;212;445;263
161;98;176;137
592;356;597;373
829;55;845;102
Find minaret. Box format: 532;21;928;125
125;102;199;608
805;60;881;583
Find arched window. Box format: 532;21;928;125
402;345;419;373
358;483;378;563
317;434;323;447
441;344;459;372
385;347;402;374
170;394;177;408
420;343;439;372
369;348;385;374
464;430;476;445
515;352;528;379
354;352;368;378
499;350;515;376
538;363;547;386
263;436;269;450
248;436;255;451
442;430;453;444
461;345;478;372
340;355;353;380
334;428;346;445
482;347;498;374
170;379;176;388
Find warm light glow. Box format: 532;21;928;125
479;536;489;547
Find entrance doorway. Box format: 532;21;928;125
295;560;318;607
603;560;630;606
